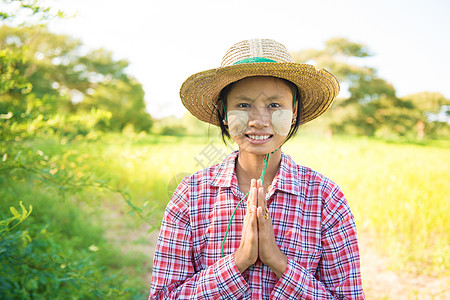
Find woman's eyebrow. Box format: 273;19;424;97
267;95;282;101
234;96;254;101
234;94;284;101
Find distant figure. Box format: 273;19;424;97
149;39;365;299
417;120;425;140
325;128;333;140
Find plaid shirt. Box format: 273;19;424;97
149;151;365;299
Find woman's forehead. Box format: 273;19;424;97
228;77;293;100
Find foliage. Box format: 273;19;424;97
0;45;31;95
0;4;154;296
1;102;153;299
160;124;187;136
0;25;153;133
80;73;152;132
292;37;450;138
151;112;221;137
0;201;32;239
0;196;128;299
0;0;64;25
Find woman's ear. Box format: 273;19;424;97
221;99;228;124
292;99;298;123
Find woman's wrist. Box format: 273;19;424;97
266;251;288;278
234;250;251;273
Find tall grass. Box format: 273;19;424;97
284;136;449;275
30;133;450;277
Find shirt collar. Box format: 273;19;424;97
210;151;239;188
210;151;300;196
272;152;301;196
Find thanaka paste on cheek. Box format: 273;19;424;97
227;110;249;136
227;109;293;137
271;110;293;136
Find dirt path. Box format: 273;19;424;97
359;235;449;299
102;205;449;299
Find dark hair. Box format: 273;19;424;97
215;77;302;145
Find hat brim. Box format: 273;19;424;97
180;62;340;126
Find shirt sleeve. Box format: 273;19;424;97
271;185;365;299
149;177;250;300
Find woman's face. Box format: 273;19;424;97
226;76;296;156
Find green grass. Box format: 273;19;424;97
39;132;447;276
284;136;450;275
3;132;448;298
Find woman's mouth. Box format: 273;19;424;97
245;134;273;143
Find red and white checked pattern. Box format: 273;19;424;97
149;151;365;299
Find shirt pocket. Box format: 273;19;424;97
276;223;322;274
284;247;322;275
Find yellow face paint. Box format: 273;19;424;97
271;110;293;136
227;110;248;136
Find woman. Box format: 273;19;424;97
149;39;365;299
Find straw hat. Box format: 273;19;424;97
180;38;339;126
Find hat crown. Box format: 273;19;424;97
220;38;295;67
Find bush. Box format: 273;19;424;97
160;124;187;136
0;198;128;299
0;114;150;298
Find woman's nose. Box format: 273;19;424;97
248;107;270;128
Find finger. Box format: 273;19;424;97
243;205;254;239
257;187;270;224
250;186;258;208
247;179;254;205
257;186;265;210
251;205;257;222
246;180;255;213
251;178;256;193
257;205;263;219
248;205;258;236
256;179;266;207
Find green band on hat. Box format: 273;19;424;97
232;57;277;65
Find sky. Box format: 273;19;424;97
43;0;450;118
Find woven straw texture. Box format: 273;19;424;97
180;39;340;126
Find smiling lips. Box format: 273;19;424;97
245;134;273;142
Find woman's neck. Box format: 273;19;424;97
235;149;282;194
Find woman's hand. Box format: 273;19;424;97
234;179;287;278
256;179;288;278
234;179;259;273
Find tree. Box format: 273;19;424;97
80;69;153;132
0;0;60;24
292;37;418;137
401;92;450;138
0;25;153;132
0;2;152;298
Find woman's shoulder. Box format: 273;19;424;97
180;150;238;186
282;152;344;198
283;153;337;184
284;153;353;219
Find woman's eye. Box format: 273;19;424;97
269;103;281;108
238;103;250;108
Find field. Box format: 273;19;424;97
1;132;449;299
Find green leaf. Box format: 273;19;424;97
9;207;20;218
25;279;38;291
